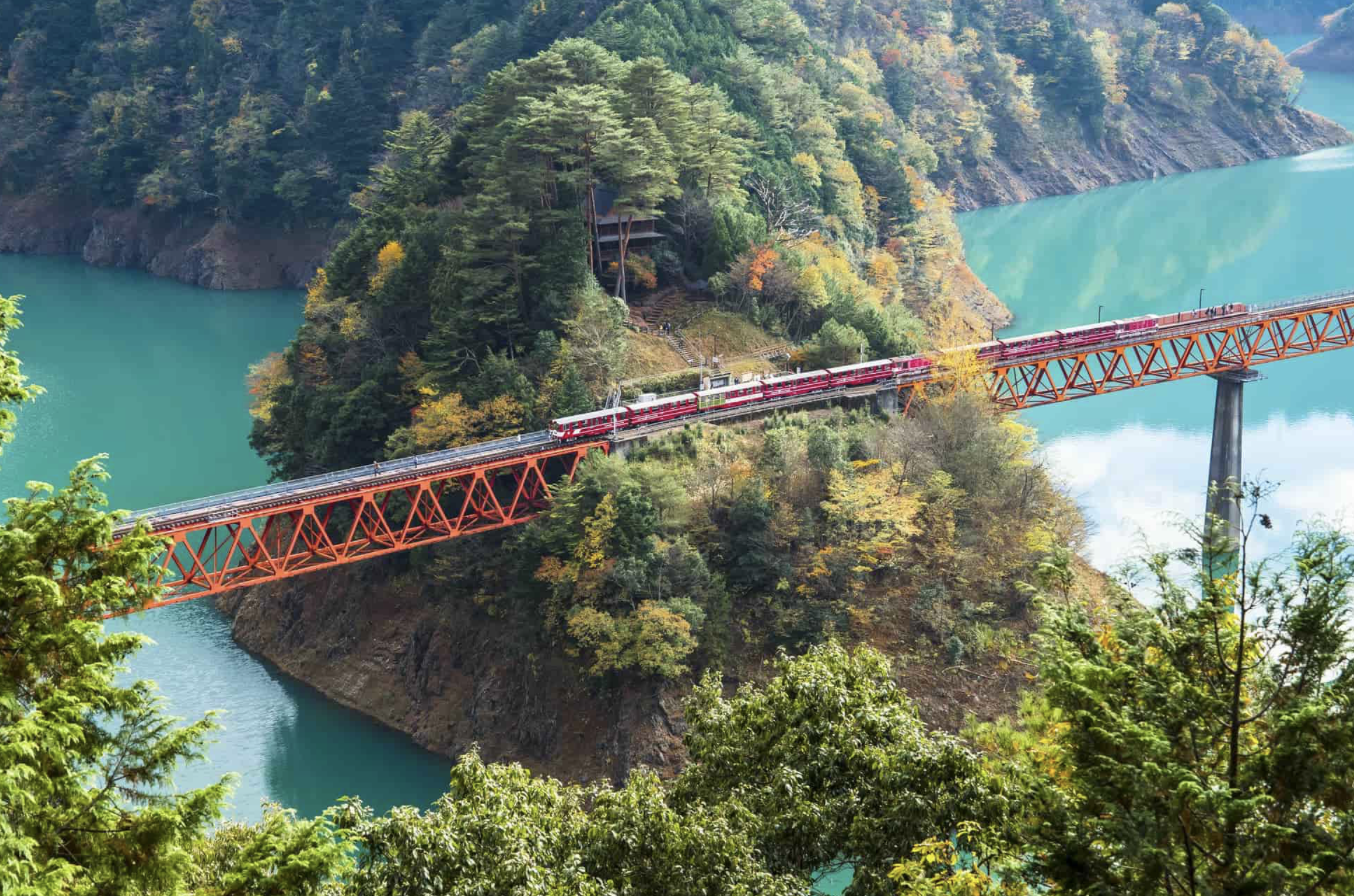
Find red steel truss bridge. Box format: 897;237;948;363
112;288;1354;611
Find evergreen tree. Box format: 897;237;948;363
980;488;1354;895
0;294;229;894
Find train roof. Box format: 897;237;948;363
947;340;1000;353
1056;321;1117;335
827;358;894;374
762;369;830;384
627;392;697;409
552;407;625;426
696;381;763;398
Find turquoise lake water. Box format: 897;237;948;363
0;254;454;821
958;44;1354;569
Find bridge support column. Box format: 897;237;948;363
611;437;645;460
1205;368;1260;553
873;386;899;417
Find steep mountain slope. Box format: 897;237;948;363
1289;3;1354;71
0;0;1345;284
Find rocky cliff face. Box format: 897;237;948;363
216;555;689;783
945;101;1349;210
0;195;330;289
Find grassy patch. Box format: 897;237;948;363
683;310;785;362
625;332;688;378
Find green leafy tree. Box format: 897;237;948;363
804;318;869;368
0;293;348;895
185;803;351;896
564;279;630;392
982;488;1354;895
0;293;229;894
337;750;804;895
675;642;1007;896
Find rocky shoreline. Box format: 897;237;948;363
4;102;1348;289
0;195;331;290
216;557;689;784
946;101;1350;210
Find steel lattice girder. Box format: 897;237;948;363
116;441;607;613
110;299;1354;614
894;302;1354;411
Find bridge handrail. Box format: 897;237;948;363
121;431;553;527
1249;288;1354;315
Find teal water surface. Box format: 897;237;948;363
0;254;452;820
959;59;1354;568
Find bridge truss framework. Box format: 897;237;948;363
122;441;604;612
964;300;1354;410
114;293;1354;613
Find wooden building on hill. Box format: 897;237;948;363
588;185;663;300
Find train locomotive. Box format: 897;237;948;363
548;303;1250;442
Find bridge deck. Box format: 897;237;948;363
105;287;1354;608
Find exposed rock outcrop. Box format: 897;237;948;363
0;196;331;289
945;101;1349;210
216;556;688;784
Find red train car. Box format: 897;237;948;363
697;381;764;410
1056;321;1121;349
828;358;896;387
1000;331;1063;360
626;393;699;427
896;356;932;373
549;407;630;440
762;369;832;399
970;340;1003;361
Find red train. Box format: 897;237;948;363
548;304;1250;441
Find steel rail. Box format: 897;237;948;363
109;288;1354;563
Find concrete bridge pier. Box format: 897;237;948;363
1205;368;1261;551
610;436;645;460
873;385;900;417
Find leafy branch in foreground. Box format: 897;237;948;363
0;294;345;895
974;482;1354;895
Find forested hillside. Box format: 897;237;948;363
3;0;1349;786
0;0;1344;285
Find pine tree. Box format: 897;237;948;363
981;486;1354;895
0;295;231;894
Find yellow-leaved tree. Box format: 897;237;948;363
369;240;405;292
245;352;290;423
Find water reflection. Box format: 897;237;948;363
1045;412;1354;569
110;601;452;821
960;66;1354;574
262;673;452;818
